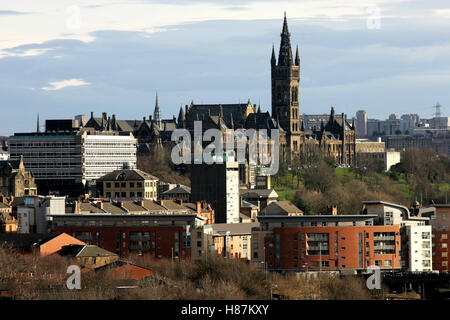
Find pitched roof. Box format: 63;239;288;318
0;160;20;171
162;185;191;195
239;189;278;199
97;169;159;182
259;201;304;216
207;222;260;236
59;244;117;258
0;202;11;209
0;232;62;249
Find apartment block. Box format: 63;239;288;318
256;201;431;273
405;225;432;272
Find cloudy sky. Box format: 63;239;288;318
0;0;449;136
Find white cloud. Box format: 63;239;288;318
0;48;53;59
41;78;91;91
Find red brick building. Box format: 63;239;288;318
428;205;450;271
51;213;208;259
264;225;401;272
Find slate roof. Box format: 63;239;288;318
59;244;117;258
97;169;159;182
186;103;252;128
239;189;278;199
0;160;20;171
162;185;191;195
258;201;304;216
0;232;62;249
207;222;260;236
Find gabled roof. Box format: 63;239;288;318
0;232;62;249
0;160;20;171
0;202;11;209
59;244;117;258
162;185;191;195
206;222;260;236
239;189;278;199
259;201;303;216
97;169;159;182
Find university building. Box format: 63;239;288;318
81;15;356;166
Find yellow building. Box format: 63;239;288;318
97;168;159;200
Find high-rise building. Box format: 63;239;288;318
356;110;368;138
9;123;136;197
191;158;240;224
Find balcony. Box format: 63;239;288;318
373;236;395;241
130;243;151;250
129;234;150;241
374;244;395;250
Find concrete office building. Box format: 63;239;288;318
191;158;240;224
356;110;368;138
9;123;136;196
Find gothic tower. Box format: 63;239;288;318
271;13;301;156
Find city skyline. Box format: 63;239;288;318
1;0;450;136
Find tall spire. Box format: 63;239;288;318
154;91;162;129
278;12;293;66
36;113;40;133
178;105;185;128
295;45;300;66
271;44;276;66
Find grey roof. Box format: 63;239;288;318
0;160;20;171
97;169;159;182
207;222;260;236
162;185;191;195
0;232;62;249
259;201;303;216
241;200;257;209
59;244;117;258
240;189;278;199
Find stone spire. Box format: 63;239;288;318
278;12;293;66
178;105;185;128
295;45;300;66
257;105;261;113
301;119;305;131
271;44;276;67
154;91;162;129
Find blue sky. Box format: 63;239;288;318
0;0;449;136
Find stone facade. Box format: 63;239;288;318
0;156;36;197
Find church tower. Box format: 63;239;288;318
271;13;301;155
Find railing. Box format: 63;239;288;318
130;244;151;250
129;235;150;241
374;244;395;250
374;236;395;241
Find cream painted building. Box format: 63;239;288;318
97;168;159;200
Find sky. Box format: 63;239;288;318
0;0;449;136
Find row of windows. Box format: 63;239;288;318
105;191;156;198
105;181;156;188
